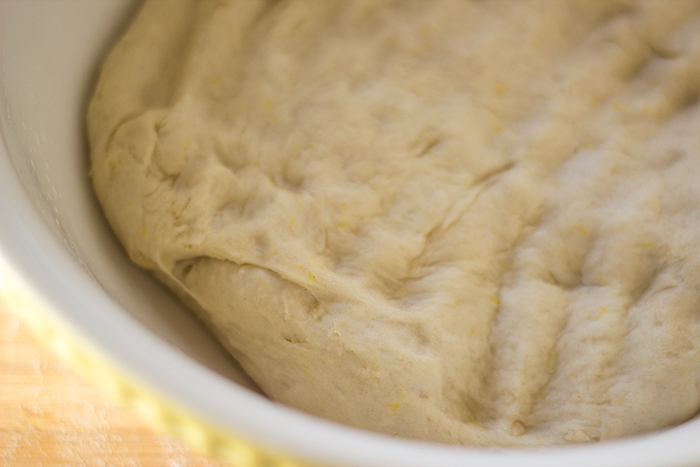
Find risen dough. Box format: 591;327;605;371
89;0;700;446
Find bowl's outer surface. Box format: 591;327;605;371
2;2;700;467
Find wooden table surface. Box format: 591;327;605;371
0;298;232;467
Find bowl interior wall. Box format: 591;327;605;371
0;0;259;392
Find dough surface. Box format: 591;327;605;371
89;0;700;446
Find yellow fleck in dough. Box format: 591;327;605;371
89;0;700;446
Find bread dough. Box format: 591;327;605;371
88;0;700;446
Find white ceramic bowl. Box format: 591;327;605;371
2;2;700;466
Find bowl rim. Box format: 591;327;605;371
6;102;700;467
2;4;700;467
